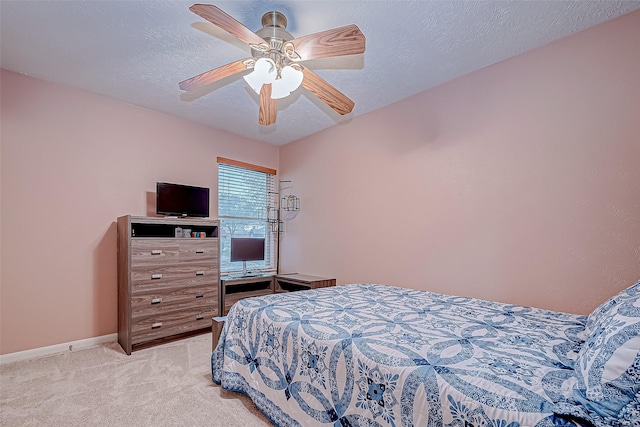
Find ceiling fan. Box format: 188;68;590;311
179;4;366;125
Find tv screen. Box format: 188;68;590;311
156;182;210;218
230;238;265;262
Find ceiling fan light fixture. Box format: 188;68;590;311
271;65;304;99
243;58;276;94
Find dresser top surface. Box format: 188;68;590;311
275;274;335;283
120;215;219;227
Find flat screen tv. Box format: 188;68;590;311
156;182;210;218
230;237;265;275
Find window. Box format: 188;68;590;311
217;158;276;274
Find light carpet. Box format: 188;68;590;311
0;333;272;426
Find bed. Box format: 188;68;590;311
211;282;640;426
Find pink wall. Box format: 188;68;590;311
279;10;640;315
0;69;278;354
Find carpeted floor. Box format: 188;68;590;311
0;333;272;426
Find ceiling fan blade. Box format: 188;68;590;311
189;4;268;47
301;67;355;115
286;24;366;61
179;58;252;91
258;84;277;125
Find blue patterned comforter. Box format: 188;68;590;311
212;284;589;426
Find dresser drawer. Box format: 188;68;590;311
131;263;218;291
131;286;217;318
179;240;218;262
131;239;179;265
131;307;215;344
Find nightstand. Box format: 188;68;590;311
274;274;336;292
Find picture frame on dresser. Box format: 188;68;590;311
117;215;220;354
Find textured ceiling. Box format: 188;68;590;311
2;1;639;146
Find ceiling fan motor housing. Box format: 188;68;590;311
253;11;294;58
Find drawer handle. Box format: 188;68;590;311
151;322;162;329
196;271;205;276
196;249;205;254
195;293;204;299
196;314;204;320
151;250;163;255
151;297;162;304
151;274;163;280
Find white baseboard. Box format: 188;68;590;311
0;333;118;365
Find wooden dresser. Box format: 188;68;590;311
117;215;220;354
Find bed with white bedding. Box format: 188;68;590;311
211;282;640;426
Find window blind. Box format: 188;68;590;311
218;161;276;274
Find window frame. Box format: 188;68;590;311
217;157;277;275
